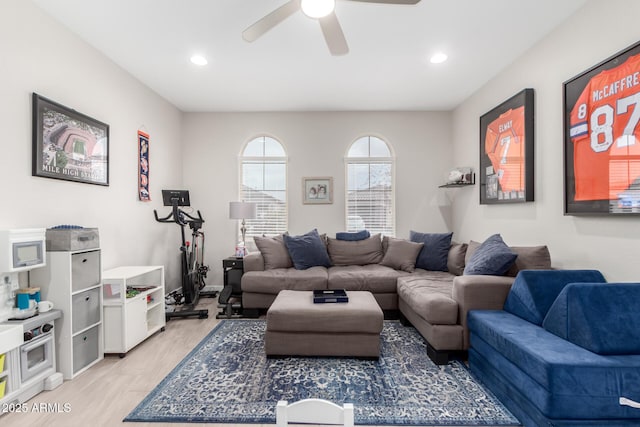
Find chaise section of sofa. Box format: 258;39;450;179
397;242;551;364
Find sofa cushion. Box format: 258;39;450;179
253;235;293;270
468;310;640;420
505;245;552;277
397;273;458;324
447;242;467;276
283;229;332;270
463;234;517;276
503;269;606;325
409;231;453;272
327;264;408;293
543;282;640;355
335;230;370;241
380;237;423;273
326;234;383;266
241;266;328;294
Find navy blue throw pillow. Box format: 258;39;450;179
335;230;370;241
283;229;332;270
463;234;517;276
410;231;453;272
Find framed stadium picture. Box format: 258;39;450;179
479;88;534;204
563;40;640;215
32;93;109;186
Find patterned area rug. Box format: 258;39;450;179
125;320;519;425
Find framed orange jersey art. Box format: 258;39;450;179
564;40;640;215
479;89;534;204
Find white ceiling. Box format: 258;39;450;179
33;0;587;112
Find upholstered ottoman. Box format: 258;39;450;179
265;290;383;358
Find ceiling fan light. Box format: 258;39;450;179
190;55;208;66
430;52;448;64
301;0;336;19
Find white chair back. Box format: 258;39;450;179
276;398;354;427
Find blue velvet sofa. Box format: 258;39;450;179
468;270;640;426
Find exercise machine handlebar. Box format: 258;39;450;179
154;205;204;227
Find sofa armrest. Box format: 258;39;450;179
243;252;265;272
452;274;515;349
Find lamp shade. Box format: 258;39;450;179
229;201;257;220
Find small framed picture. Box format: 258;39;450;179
302;177;333;204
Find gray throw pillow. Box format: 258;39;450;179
253;235;293;270
505;245;552;277
327;234;383;266
463;234;517;276
447;242;468;276
379;237;423;273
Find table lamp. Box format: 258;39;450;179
229;201;257;254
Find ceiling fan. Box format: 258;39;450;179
242;0;421;56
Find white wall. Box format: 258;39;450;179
451;0;640;281
0;1;185;291
181;111;452;282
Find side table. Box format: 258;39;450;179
217;257;244;318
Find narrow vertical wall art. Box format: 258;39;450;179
138;130;150;201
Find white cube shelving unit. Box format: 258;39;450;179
102;266;165;357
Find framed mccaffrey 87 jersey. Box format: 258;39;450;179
564;40;640;215
479;88;535;204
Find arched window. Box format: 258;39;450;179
345;136;395;236
240;136;288;249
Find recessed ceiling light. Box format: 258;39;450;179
430;52;448;64
190;55;208;66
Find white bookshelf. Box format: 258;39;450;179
102;266;165;357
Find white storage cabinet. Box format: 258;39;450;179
102;266;165;357
32;249;103;380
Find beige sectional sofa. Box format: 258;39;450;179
241;232;551;364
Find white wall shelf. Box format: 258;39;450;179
102;266;165;357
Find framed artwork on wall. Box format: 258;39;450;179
302;177;333;204
563;40;640;215
32;93;109;186
479;88;534;204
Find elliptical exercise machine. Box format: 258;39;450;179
154;190;211;320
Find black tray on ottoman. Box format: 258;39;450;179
313;289;349;303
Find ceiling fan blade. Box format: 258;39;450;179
343;0;421;4
242;0;299;42
319;12;349;56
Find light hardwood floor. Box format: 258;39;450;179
1;297;262;427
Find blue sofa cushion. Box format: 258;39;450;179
468;310;640;420
409;230;453;272
463;234;516;276
543;282;640;355
336;230;370;241
283;229;332;270
503;269;606;325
